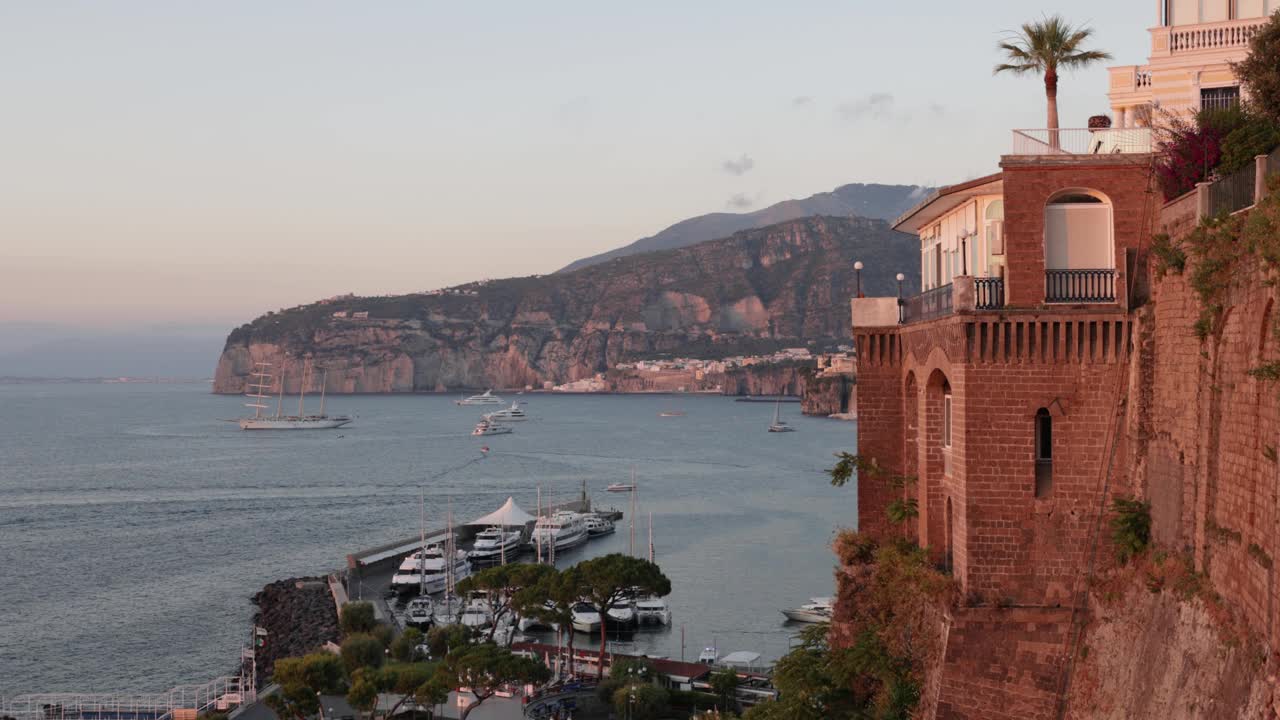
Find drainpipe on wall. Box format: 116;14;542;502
1256;154;1270;203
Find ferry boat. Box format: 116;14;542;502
456;389;504;406
482;402;528;422
390;543;473;595
780;597;834;623
767;398;795;433
239;361;352;430
469;526;524;564
531;511;589;554
584;515;615;537
472;419;513;436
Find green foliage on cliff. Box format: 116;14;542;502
1109;497;1152;565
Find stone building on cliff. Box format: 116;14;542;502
842;6;1280;718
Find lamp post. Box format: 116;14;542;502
854;261;864;298
896;273;906;324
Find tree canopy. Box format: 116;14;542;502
432;643;550;719
268;653;346;719
575;554;671;669
456;563;555;641
1236;12;1280;124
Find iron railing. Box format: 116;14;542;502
1209;163;1257;216
974;277;1004;309
901;284;953;324
1;677;250;720
1045;269;1116;304
1011;128;1152;156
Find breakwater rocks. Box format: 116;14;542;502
252;577;340;681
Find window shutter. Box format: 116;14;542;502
988;221;1005;255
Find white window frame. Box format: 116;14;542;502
942;393;953;448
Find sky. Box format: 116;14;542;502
0;1;1151;330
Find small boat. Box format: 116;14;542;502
432;595;463;626
768;398;795;433
570;602;602;633
457;389;504;406
697;646;720;665
658;410;686;417
584;515;615;537
518;603;558;632
604;600;638;630
469;526;524;565
405;597;435;629
472;419;513;436
483;402;528;422
781;597;834;623
636;597;672;626
606;483;636;493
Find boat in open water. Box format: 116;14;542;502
781;597;834;623
456;389;504;406
239;360;351;430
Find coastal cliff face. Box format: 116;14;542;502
214;216;917;393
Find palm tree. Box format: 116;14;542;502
994;15;1112;142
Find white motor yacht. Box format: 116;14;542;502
482;402;527;422
780;597;834;623
570;602;602;633
604;600;637;630
472;419;513;436
531;511;589;554
404;597;435;629
584;515;615;537
636;597;672;627
469;526;524;564
459;598;494;630
390;543;473;595
457;389;504;406
697;647;720;665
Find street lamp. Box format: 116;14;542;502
896;273;906;324
854;261;864;298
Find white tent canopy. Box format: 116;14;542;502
466;497;538;527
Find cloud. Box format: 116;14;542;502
726;193;754;210
721;154;755;176
836;92;895;122
792;96;813;107
908;186;930;200
928;103;947;118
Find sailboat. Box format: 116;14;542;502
767;397;795;433
239;360;352;430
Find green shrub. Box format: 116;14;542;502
1150;233;1187;278
340;601;376;635
1110;497;1152;564
339;633;385;673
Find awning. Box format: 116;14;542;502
466;496;537;527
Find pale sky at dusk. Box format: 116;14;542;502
1;1;1150;328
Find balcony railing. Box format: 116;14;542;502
974;277;1004;309
1045;269;1116;304
1012;128;1152;156
1167;17;1268;54
901;284;953;324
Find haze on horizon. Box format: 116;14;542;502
1;1;1147;330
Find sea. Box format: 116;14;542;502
0;383;858;695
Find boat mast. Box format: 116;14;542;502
318;369;327;417
419;489;427;597
297;358;309;417
245;362;273;420
629;467;637;557
536;486;543;564
648;511;654;563
445;500;455;611
275;366;285;419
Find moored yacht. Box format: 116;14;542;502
636;596;672;626
459;598;494;629
482;402;527;422
404;597;435;629
531;511;589;554
584;515;615;537
239;361;352;430
472;419;513;436
604;600;637;630
570;602;601;633
432;595;463;626
469;526;524;565
391;542;473;595
780;597;834;623
457;389;504;406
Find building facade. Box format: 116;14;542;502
1108;0;1276;123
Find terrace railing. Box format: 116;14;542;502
1045;269;1116;304
974;277;1004;309
901;284;953;324
1167;17;1268;53
1011;128;1152;156
1209;163;1257;216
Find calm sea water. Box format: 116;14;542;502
0;383;857;695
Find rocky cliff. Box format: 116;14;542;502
214;216;918;394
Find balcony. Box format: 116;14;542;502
890;277;1004;326
1045;269;1116;304
1155;17;1269;55
901;284;954;324
1011;128;1152;156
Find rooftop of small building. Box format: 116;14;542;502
892;172;1003;234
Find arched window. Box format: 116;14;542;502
1045;189;1115;303
1035;408;1052;497
985;200;1005;257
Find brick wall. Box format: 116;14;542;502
1001;155;1154;308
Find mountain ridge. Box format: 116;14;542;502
557;182;930;273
